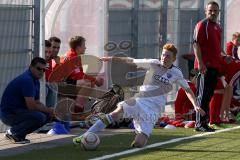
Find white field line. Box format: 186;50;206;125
90;126;240;160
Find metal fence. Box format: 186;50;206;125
0;0;36;132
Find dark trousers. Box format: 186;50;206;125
196;68;218;127
1;109;48;138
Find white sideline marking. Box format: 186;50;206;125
90;126;240;160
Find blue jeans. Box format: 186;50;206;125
46;83;58;108
1;110;48;138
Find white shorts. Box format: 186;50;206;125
118;97;165;137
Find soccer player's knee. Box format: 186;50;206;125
109;112;119;121
134;133;148;148
134;139;147;148
110;105;123;121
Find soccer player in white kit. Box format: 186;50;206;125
73;43;205;148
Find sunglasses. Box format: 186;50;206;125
35;66;46;72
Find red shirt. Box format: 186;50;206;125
175;81;196;117
226;41;239;60
193;19;222;69
219;57;240;85
214;78;224;90
62;49;96;82
45;59;59;82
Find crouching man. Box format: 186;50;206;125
0;57;55;144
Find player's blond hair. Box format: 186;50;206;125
163;43;178;56
232;32;240;41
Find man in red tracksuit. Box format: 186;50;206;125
61;36;103;112
193;1;223;132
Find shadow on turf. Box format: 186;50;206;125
0;135;76;157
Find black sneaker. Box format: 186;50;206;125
21;138;30;143
5;133;30;144
195;125;215;132
206;125;216;132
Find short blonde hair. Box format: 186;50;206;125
232;32;240;41
163;43;178;56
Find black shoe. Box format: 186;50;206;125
195;125;215;132
5;133;30;144
206;125;216;132
21;138;30;143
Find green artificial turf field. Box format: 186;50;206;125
2;126;240;160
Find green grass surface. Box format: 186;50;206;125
117;129;240;160
2;126;240;160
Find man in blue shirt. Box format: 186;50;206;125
0;57;55;144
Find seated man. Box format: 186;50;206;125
73;43;205;148
219;56;240;122
59;36;103;113
226;32;240;104
0;57;55;144
226;32;240;60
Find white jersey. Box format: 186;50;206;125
132;58;189;107
82;57;192;138
120;58;190;136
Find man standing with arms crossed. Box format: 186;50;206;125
193;1;231;132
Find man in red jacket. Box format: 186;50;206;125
63;36;103;86
193;1;224;132
61;36;104;112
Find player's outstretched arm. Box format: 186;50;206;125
184;87;206;116
100;56;112;61
100;56;133;63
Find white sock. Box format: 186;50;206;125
87;119;106;133
7;129;12;135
